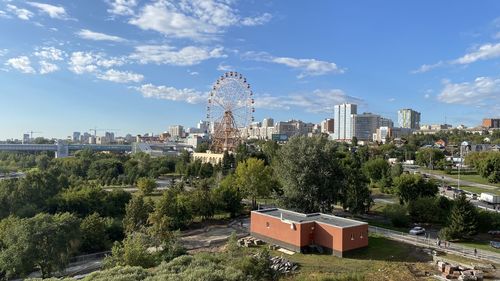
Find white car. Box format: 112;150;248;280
409;226;426;235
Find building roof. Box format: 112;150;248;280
253;208;367;228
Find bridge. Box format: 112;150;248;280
0;141;193;158
0;143;132;158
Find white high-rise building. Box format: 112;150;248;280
262;118;274;128
398;109;421;129
333;103;357;141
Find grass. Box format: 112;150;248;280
458;240;500;254
274;234;435;281
449;184;500;196
424;169;500;188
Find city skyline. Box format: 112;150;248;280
1;1;500;139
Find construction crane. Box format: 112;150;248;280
89;127;119;137
26;131;42;139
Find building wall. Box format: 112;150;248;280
251;211;368;256
250;212;303;251
333;103;357;141
483;118;500;128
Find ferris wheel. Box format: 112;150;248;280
207;71;255;152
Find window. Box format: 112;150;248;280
266;222;270;228
360;232;363;239
350;234;354;240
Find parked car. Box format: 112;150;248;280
445;186;453;191
409;226;426;235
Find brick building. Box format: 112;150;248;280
482;118;500;129
250;208;368;257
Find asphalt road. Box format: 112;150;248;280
424;170;497;191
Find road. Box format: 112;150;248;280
424;170;498;191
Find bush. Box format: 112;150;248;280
438;227;456;241
383;204;409;227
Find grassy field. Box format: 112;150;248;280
449;184;500;196
424;169;500;188
275;234;435;281
458;240;500;254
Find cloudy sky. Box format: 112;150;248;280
0;0;499;139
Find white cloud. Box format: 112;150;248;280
438;77;500;106
68;52;99;74
130;45;225;66
241;13;272;26
107;0;137;16
216;62;233;71
129;0;271;40
34;46;65;61
246;51;344;78
424;93;430;99
253;89;362;113
76;29;126;42
189;71;199;75
388;98;395;102
6;4;33;20
5;56;35;73
97;69;143;83
453;43;500;64
0;10;10;18
412;61;444;74
0;49;8;57
68;51;124;74
39;60;58;74
27;2;69;19
134;83;206;104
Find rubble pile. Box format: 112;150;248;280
270;256;299;274
238;237;264;247
436;261;484;280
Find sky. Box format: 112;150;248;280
0;0;499;139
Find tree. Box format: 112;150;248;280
190;180;216;220
415;148;445;169
0;213;80;278
393;174;438;204
213;174;242;218
123;195;153;234
390;163;404;178
342;153;372;214
476;152;500;183
149;188;192;230
234;158;273;209
351;136;358;147
445;194;478;240
80;213;109;253
106;233;157;268
195;142;210;153
274;136;343;213
221;151;235;175
383;204;409;227
136;177;156;195
363;158;390;184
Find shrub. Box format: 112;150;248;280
383;204;409;227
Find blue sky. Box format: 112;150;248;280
0;0;499;139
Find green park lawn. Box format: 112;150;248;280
424;169;500;188
458;240;500;254
274;234;435;281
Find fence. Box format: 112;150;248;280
369;226;500;264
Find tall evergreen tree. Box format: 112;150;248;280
448;194;478;240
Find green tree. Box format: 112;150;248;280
190;180;216;220
234;158;273;209
106;233;157;268
415;148;445;169
274;136;342;213
342;153;372;214
390;163;404;178
213;174;242;218
0;213;80;278
80;213;109;253
136;177;156;195
383;204;409;227
393;174;438;204
123;195;154;234
363;157;390;184
476;152;500;183
446;194;478;240
150;188;192;230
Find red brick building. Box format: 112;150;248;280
251;208;368;257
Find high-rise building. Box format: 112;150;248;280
169;125;184;138
353;113;380;141
197;120;209;132
72;132;81;143
320;118;334;133
482;118;500;128
262;118;274;128
380;117;394;128
333;103;357;141
397;109;421;129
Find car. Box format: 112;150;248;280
409;226;426;235
445;186;453;191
